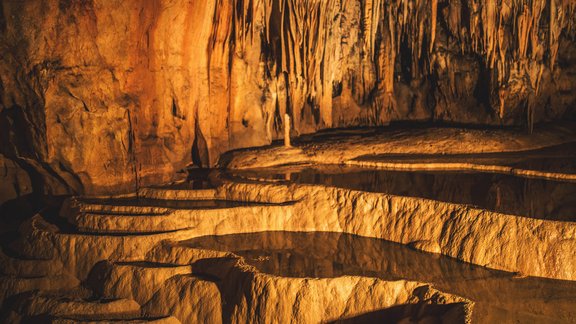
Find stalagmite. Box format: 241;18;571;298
0;0;575;187
284;113;291;147
1;2;576;324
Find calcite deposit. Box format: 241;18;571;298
2;174;576;322
1;198;474;323
220;121;576;169
1;0;576;194
1;1;576;322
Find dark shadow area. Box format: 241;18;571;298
84;260;113;297
0;194;38;232
330;302;467;324
79;197;268;211
192;119;210;168
0;195;67;260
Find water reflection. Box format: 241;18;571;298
228;165;576;221
359;142;576;174
80;198;263;211
183;231;576;323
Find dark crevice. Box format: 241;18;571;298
192;119;209;168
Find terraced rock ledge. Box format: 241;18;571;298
2;128;576;323
2;171;575;322
138;181;574;281
2;202;472;323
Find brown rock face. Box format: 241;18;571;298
0;154;32;206
0;0;575;195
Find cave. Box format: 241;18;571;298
1;0;576;323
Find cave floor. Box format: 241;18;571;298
183;231;576;323
215;136;576;322
226;162;576;222
221;121;576;170
2;124;576;323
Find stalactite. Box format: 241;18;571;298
482;0;498;68
516;4;532;61
225;0;575;134
381;4;396;96
548;0;575;69
430;0;437;53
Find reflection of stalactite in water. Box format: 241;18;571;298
496;185;501;210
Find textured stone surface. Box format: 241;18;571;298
11;293;141;320
1;1;575;195
221;122;576;169
0;154;32;206
5;175;576;322
0;274;79;306
2;214;472;323
0;248;63;277
51;316;182;324
54;181;576;280
142;275;222;324
217;181;576;280
87;261;193;305
227;162;576;222
183;231;576;323
226;274;468;323
21;181;576;281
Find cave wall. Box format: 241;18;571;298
0;0;575;195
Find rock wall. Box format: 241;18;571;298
1;0;575;195
0;154;32;206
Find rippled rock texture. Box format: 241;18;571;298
1;0;575;195
1;198;473;323
3;179;575;322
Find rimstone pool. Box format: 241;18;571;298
3;2;576;323
2;135;576;323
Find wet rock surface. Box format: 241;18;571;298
2;0;575;322
0;212;472;323
228;164;576;221
220;122;576;169
1;162;575;322
184;231;576;323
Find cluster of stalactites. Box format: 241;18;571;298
473;0;574;122
231;0;342;129
366;0;576;90
228;0;575;124
472;0;576;68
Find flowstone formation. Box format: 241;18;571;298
1;167;576;322
0;185;474;323
1;1;576;322
1;0;576;195
1;127;576;322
